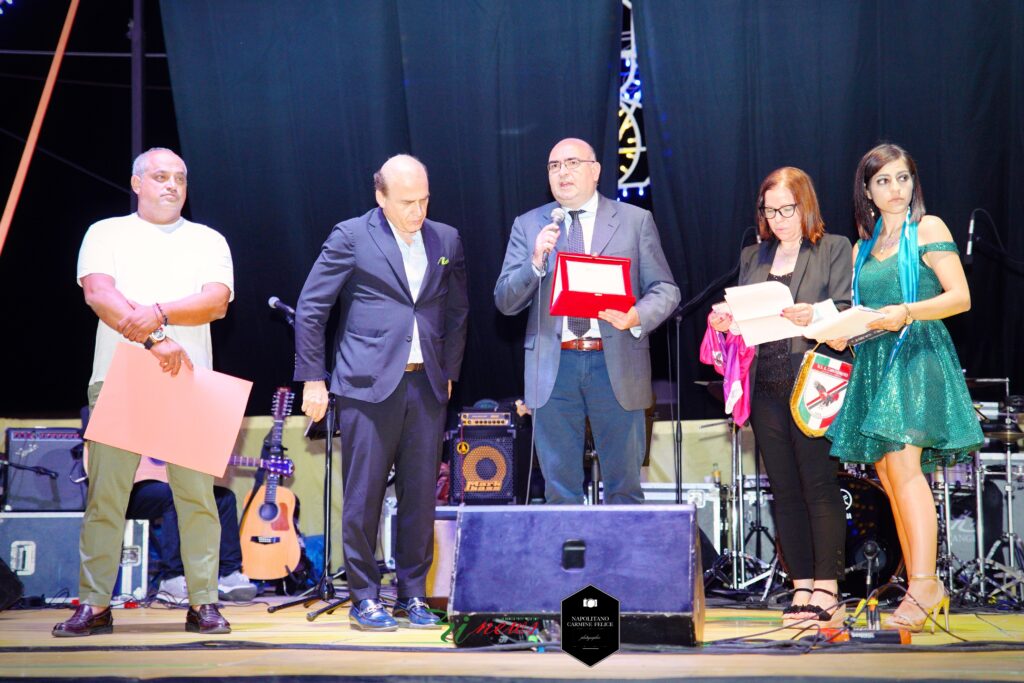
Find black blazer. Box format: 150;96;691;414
738;233;853;383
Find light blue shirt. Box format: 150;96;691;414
387;220;428;364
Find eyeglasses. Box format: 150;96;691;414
547;158;597;174
759;203;798;219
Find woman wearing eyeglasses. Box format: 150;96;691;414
825;144;982;632
709;167;851;627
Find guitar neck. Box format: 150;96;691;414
229;455;265;469
264;472;279;503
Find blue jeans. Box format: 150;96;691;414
533;350;646;504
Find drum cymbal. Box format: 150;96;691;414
978;432;1019;444
983;427;1024;443
965;377;1009;388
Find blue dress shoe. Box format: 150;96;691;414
393;597;442;629
349;599;398;632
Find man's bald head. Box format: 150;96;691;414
373;154;428;196
548;138;600;209
374;154;431;239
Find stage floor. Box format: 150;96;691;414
1;598;1022;682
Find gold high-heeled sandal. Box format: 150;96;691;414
883;574;950;634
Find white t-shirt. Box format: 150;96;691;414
77;213;234;384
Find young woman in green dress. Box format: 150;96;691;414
825;143;983;632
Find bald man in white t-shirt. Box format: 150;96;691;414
54;148;235;638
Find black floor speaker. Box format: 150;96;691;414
448;505;704;647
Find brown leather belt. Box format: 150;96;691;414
561;338;603;351
404;363;425;372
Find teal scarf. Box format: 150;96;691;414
852;211;918;367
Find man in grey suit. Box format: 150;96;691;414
294;155;468;631
495;138;680;504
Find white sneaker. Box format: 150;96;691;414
157;575;188;603
218;570;258;602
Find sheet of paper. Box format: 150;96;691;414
733;315;803;346
813;298;840;320
725;280;794;320
803;306;886;343
565;260;627;295
84;343;253;478
724;280;801;345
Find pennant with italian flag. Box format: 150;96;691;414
790;350;852;437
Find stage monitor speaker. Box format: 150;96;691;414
3;428;86;511
448;427;516;505
448;505;704;647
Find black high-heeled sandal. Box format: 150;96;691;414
781;587;813;623
797;587;846;628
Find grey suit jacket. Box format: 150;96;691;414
494;194;680;410
738;233;853;381
293;208;469;404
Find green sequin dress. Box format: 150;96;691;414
826;241;983;471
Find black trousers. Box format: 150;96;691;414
749;393;846;580
338;369;445;602
126;481;243;580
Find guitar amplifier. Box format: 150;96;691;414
0;512;148;605
448;426;516;504
2;428;87;511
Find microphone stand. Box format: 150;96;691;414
264;302;352;620
667;227;755;506
0;459;59;480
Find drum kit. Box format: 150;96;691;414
704;379;1024;610
940;382;1024;607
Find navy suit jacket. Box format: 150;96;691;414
494;194;680;411
294;208;469;404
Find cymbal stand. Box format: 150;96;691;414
702;418;771;593
745;434;775;562
983;433;1024;604
953;452;1004;604
932;465;958;596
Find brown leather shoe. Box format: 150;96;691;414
186;604;231;634
52;604;114;637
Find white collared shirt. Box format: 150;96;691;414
386;220;427;364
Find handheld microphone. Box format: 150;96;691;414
965;211;975;265
542;208;566;272
268;296;296;322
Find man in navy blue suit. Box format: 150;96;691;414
294;155;468;631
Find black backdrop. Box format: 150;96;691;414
1;1;1022;418
634;0;1024;414
158;0;622;414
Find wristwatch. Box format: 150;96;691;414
144;327;166;350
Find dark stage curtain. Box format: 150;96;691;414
158;0;621;414
634;0;1024;416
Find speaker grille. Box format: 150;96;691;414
449;429;515;504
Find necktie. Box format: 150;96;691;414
566;210;590;338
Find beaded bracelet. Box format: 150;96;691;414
154;302;169;326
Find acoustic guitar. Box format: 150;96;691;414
240;387;301;580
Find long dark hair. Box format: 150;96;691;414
853;143;926;240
